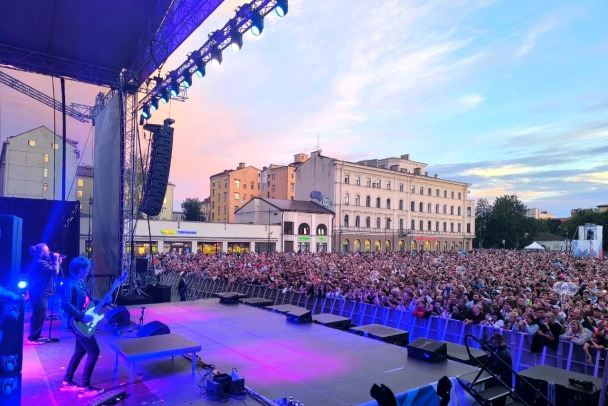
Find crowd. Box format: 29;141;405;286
153;249;608;362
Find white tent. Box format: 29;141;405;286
524;241;545;250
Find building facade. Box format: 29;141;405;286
261;153;308;200
295;151;476;252
526;208;556;219
209;162;262;223
234;197;334;253
0;126;80;200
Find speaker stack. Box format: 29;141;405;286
0;215;23;292
0;298;24;406
140;122;174;216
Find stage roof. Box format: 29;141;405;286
0;0;224;87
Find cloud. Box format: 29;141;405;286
516;19;557;58
459;94;484;106
460;165;533;177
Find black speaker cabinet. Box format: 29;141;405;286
0;373;21;406
106;306;131;328
286;308;312;324
0;298;24;375
153;285;171;303
555;382;600;406
140;124;174;216
137;320;170;337
515;374;549;405
0;215;23;291
407;337;447;363
135;258;149;274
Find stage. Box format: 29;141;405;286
21;298;478;405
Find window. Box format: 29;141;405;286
399;199;404;210
420;220;424;230
251;182;254;189
458;223;462;233
443;205;447;214
420;186;424;194
436;189;440;197
411;201;415;211
467;207;472;216
43;168;48;178
386;199;391;209
271;185;275;192
451;191;455;199
28;140;36;146
284;222;294;235
428;203;432;213
366;196;371;207
367;178;372;187
436;222;440;232
224;192;227;201
366;216;371;228
443;222;447;232
224;180;228;188
457;207;461;216
411;185;415;193
387;181;391;190
243;183;247;189
467;223;471;233
290;183;294;192
43;183;48;193
386;218;392;229
299;223;310;235
344;193;350;205
356;176;361;186
444;190;447;198
450;206;454;215
44;153;49;163
428;188;432;195
234;193;240;201
344;174;350;184
317;224;327;235
235;180;240;188
376;197;381;208
355;216;360;227
355;195;360;206
243;194;247;201
428;221;432;230
377;179;382;189
399;183;404;192
451;223;454;232
376;217;381;229
344;215;349;227
458;192;462;199
77;190;83;198
436;204;440;213
411;220;415;230
76;179;83;187
399;218;404;230
52;143;59;150
419;202;424;212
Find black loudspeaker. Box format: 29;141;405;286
286;308;312;324
137;320;170;337
0;373;21;406
152;285;171;303
0;215;23;291
407;338;447;363
140;123;174;216
106;306;131;328
555;382;600;406
0;298;24;376
136;258;149;274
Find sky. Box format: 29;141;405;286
1;0;607;218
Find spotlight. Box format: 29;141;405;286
231;29;243;51
210;47;222;67
160;88;170;104
17;280;27;290
250;9;264;36
141;104;151;119
195;59;206;78
275;0;288;17
182;71;192;88
150;97;159;111
169;79;180;97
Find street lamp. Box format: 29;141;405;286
267;210;278;253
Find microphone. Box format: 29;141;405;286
568;378;594;391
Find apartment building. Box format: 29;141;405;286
295;151;476;252
261;153;308;200
209;162;262;223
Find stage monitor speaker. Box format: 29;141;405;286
0;298;24;375
0;215;23;291
105;306;131;328
407;338;447;363
140;124;174;216
555;381;600;406
153;285;171;303
515;374;548;405
137;320;170;337
136;258;149;274
286;308;312;324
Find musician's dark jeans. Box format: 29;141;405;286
28;293;48;340
64;326;100;387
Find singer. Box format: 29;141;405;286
27;243;62;344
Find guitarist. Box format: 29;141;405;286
60;256;104;397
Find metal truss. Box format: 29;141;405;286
0;70;93;123
138;0;282;107
130;0;225;87
0;44;119;87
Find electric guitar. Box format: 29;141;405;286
71;270;128;337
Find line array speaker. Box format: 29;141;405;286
0;215;22;291
140;124;174;216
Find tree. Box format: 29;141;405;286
181;198;204;221
474;198;492;248
478;195;534;249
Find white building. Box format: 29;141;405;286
0;126;80;200
234;197;334;253
295;151;475;252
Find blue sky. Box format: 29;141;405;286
1;0;607;217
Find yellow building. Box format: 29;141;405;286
210;163;262;223
262;153;307;200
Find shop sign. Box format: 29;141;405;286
161;229;197;235
318;236;327;242
298;236;311;241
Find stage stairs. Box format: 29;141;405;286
456;335;555;406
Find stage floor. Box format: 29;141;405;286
22;298;478;405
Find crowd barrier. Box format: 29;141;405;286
160;273;606;378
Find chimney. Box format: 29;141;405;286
237;162;245;169
434;174;438;178
413;168;421;175
401;154;410;160
425;171;428;176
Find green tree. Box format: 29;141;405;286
181;198;204;221
474;198;492;248
481;195;534;249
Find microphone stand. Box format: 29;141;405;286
45;272;60;343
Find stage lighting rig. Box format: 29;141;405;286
150;97;159;111
137;0;289;112
141;104;151;119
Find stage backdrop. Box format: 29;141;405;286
92;93;122;295
0;197;79;277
